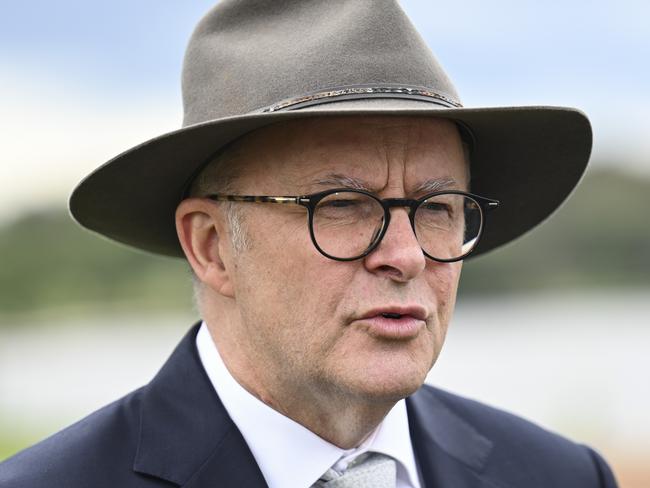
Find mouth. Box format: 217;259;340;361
355;306;428;340
381;312;404;319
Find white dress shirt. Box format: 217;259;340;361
196;322;422;488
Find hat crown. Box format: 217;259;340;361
181;0;460;126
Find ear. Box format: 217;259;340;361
175;198;235;298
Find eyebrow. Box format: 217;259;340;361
411;177;458;194
311;173;459;194
312;174;372;191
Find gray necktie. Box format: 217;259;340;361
314;452;397;488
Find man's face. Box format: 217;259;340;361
217;116;467;405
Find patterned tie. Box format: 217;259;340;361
313;452;397;488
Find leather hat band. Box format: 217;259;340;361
261;85;463;112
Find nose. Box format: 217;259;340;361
363;207;426;281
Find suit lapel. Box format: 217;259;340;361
407;387;506;488
133;323;268;488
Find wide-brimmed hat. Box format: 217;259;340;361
69;0;591;259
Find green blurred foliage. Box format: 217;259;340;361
0;169;648;320
460;169;650;294
0;210;193;317
0;428;43;462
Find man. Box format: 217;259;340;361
0;0;618;487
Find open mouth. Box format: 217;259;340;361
359;310;424;339
381;312;404;319
356;307;427;339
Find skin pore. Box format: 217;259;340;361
176;116;468;449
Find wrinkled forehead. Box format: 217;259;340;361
214;115;469;193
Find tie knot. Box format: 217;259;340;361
315;452;397;488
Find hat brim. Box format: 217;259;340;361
69;101;591;259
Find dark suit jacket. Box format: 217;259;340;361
0;324;618;487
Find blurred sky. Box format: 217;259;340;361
1;0;648;222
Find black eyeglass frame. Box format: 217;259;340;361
207;188;500;262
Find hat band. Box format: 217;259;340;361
261;85;463;112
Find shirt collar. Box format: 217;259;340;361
196;321;421;488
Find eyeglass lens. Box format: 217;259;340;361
311;191;482;260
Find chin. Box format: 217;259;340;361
324;336;437;402
356;381;424;405
348;363;429;403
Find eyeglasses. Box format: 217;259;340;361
208;188;499;262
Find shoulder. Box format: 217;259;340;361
410;384;618;487
416;384;568;443
0;388;146;488
418;384;585;452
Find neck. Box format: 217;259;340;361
255;377;396;449
202;312;396;449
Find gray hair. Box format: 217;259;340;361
187;146;252;310
188;147;252;252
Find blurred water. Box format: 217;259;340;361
1;292;649;478
432;292;650;452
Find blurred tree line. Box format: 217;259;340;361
461;168;650;293
0;169;648;320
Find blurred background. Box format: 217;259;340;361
1;0;648;485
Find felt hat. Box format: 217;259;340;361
69;0;591;259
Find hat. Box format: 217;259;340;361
69;0;591;259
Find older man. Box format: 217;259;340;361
0;0;617;487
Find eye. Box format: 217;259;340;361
421;201;451;213
315;192;381;221
320;198;360;208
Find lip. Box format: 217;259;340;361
360;305;428;321
354;305;428;340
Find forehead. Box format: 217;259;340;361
224;116;467;192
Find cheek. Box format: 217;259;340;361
427;261;462;327
234;224;353;336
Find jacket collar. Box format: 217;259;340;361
133;323;268;487
407;387;507;488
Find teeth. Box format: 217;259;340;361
382;312;402;319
